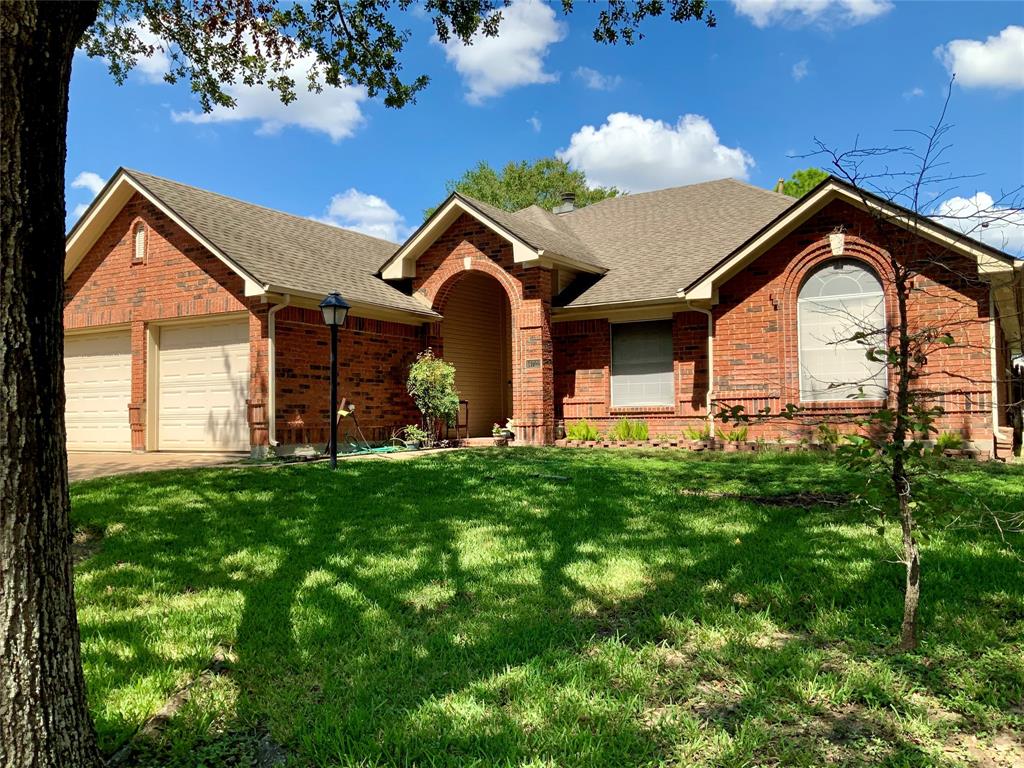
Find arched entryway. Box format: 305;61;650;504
439;271;513;437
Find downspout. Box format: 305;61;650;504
267;294;291;446
681;300;715;435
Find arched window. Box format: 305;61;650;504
798;259;886;401
132;222;146;263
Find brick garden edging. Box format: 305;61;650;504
553;439;990;459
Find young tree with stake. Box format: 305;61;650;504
719;84;1023;650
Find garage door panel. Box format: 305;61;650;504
65;331;132;451
158;321;249;451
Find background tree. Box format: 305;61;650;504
425;158;619;219
779;166;829;198
0;2;714;765
720;86;1023;651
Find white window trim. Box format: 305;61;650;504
796;261;888;403
609;318;675;409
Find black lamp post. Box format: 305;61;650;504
319;291;351;468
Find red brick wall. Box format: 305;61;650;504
63;194;423;453
64;193;259;450
274;308;424;446
413;213;554;444
554;200;997;447
711;199;995;444
553;312;711;437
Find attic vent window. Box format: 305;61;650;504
132;222;146;263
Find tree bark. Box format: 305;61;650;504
1;2;102;766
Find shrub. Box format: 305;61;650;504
935;431;965;451
566;420;600;441
683;425;712;441
402;424;429;443
407;350;460;438
609;419;648;441
717;426;749;443
817;423;840;449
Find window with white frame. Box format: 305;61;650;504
132;222;146;263
611;320;674;407
798;259;887;401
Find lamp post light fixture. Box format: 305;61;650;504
319;291;351;469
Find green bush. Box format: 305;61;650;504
683;425;712;441
609;419;649;441
935;431;965;450
565;420;600;441
817;423;840;449
406;350;460;438
716;426;749;443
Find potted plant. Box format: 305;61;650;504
492;423;508;447
402;424;429;448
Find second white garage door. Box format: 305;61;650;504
158;320;250;451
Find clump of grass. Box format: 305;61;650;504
566;419;601;441
608;419;648;441
935;430;965;450
683;425;712;441
716;426;749;443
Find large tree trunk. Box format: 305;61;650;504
1;3;101;766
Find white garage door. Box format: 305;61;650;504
65;331;132;451
158;320;249;451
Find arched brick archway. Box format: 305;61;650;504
415;236;554;445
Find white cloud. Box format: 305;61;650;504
933;192;1024;256
935;26;1024;90
557;112;754;192
574;66;622;91
71;171;105;197
792;59;809;81
527;115;542;133
171;53;367;142
313;189;409;242
903;86;925;99
439;0;565;104
72;203;90;220
731;0;891;28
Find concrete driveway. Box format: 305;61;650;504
68;452;245;482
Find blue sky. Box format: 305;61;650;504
66;0;1024;252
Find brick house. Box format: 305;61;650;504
64;168;1022;457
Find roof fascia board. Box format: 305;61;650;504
261;287;440;325
381;196;541;280
64;170;267;296
552;297;693;323
681;180;1017;303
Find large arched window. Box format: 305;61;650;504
798;259;887;401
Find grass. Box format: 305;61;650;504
70;449;1023;767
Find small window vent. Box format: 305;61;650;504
132;223;146;263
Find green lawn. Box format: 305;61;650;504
70;449;1023;767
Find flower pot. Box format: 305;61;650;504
493;437;508;447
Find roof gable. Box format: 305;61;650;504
679;176;1019;302
65;169;438;321
379;192;604;280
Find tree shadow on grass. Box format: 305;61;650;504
69;450;1024;766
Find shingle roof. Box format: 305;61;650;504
553;179;795;307
123;169;435;317
454;193;604;271
120;169;797;316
